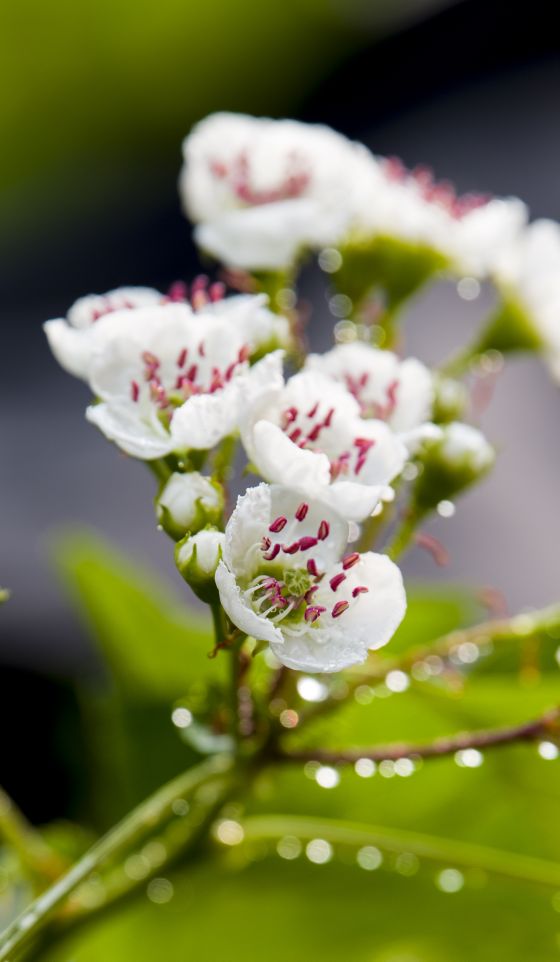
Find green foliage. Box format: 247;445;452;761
9;539;558;961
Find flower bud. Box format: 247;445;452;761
156;472;224;540
412;422;495;511
432;375;468;424
175;528;225;602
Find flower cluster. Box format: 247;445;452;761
47;110;559;673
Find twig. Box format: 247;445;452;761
275;706;560;766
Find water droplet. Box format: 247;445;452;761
454;748;484;768
354;758;376;778
357;846;383;871
386;670;410;693
171;707;192;729
297;677;328;703
436;868;464;893
125;854;151;880
277;836;302;860
395;852;419;876
437;499;456;518
306;839;333;865
146;877;174;904
457;277;480;300
379;760;396;778
279;709;299;729
354;684;374;705
214;819;244;846
538;741;559;760
318;248;343;273
394;758;415;777
171;798;189;817
315;765;340;789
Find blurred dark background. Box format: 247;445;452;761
1;0;560;820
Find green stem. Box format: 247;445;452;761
147;458;173;483
386;510;424;561
0;788;67;886
0;756;233;962
241;814;560;888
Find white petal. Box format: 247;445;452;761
250;420;331;494
170;382;242;450
271;552;406;673
325;481;384;522
44;320;95;380
215;562;283;645
86;402;173;459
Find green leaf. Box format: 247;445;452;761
381;583;485;656
53;529;219;700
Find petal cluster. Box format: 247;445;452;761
216;484;406;672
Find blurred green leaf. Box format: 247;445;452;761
52;530;220;825
381;583;485;656
40;848;560;962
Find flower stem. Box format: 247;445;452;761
386;510;424;561
0;787;68;887
241;814;560;888
0;756;233;962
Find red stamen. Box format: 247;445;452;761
331;600;350;619
307;402;319;419
329;573;346;592
352;586;369;598
177;348;188;368
282;541;301;555
342;552;360;570
130;380;140;402
295;502;309;521
305;605;326;623
307;559;319;577
317;520;330;541
298;536;318;552
269;516;287;533
262;543;281;562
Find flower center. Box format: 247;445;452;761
344;373;400;421
244;505;369;630
129;343;250;424
209;150;311;206
279;402;377;480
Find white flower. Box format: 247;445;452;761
493;219;560;377
344;153;527;278
156;471;223;539
437;422;495;473
176;528;225;579
304;343;439;450
215;484;406;672
84;303;284;459
44;286;164;379
240;369;407;522
45;287;289;382
180;112;368;270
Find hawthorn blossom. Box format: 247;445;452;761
180;112;369;270
215;484;406;672
343;151;527;278
304;343;438;449
413;421;495;512
84;304;283;459
45;285;289;381
492;219;560;378
241;369;407;522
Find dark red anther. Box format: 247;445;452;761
261;536;271;551
142;350;160;370
262;543;280;562
282;541;301;555
298;536;318;552
331;600;350;619
305;605;326;623
186;364;198;383
289;428;302;444
209;281;226;302
295;502;309;522
177;348;188;368
304;585;319;603
238;344;251;364
306;402;319;419
307;558;319;577
329;573;346;592
317;520;330;541
352;586;369;598
130;380;140;402
323;407;335;428
342;552;360;570
198;341;206;358
269;516;287;533
283;407;298;424
167;281;188;302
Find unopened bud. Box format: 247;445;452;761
412;422;495;511
176;528;225;601
156;472;223;541
432;375;468;424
